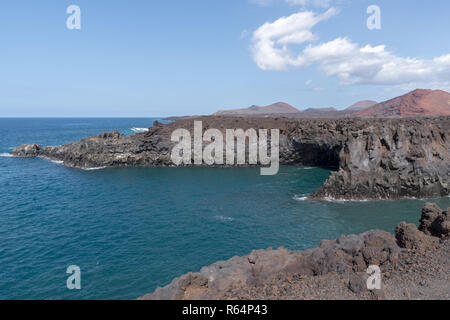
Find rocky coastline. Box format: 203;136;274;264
139;203;450;300
11;116;450;200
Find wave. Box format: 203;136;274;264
214;215;235;222
0;153;12;157
325;195;450;201
293;195;309;201
323;196;369;203
131;127;149;133
293;194;373;203
50;160;64;164
82;166;107;171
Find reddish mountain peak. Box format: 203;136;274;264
356;89;450;117
410;88;433;95
272;102;291;107
261;102;299;113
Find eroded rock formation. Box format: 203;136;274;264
311;117;450;199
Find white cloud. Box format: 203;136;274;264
305;79;313;86
251;9;450;86
252;8;338;71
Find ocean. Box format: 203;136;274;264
0;118;449;300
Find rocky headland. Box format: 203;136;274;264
139;203;450;300
11;116;450;200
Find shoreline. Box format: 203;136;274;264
10;116;450;201
139;203;450;300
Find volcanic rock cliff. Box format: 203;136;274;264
139;203;450;300
11;116;450;200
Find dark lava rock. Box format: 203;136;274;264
311;117;450;200
11;144;42;157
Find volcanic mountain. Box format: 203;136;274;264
356;89;450;117
345;100;378;112
214;102;299;116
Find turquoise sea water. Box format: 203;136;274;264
0;118;449;300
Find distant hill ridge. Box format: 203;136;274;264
303;107;337;113
214;102;299;116
210;89;450;118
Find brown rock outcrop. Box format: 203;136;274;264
139;230;400;300
395;222;439;252
419;202;450;239
139;203;449;300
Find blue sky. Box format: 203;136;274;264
1;0;449;117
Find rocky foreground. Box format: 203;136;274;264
139;203;450;300
11;116;450;200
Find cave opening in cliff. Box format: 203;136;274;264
288;142;342;170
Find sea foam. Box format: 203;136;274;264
0;153;12;157
293;195;309;201
323;196;370;203
131;127;149;133
214;215;235;222
82;166;107;171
